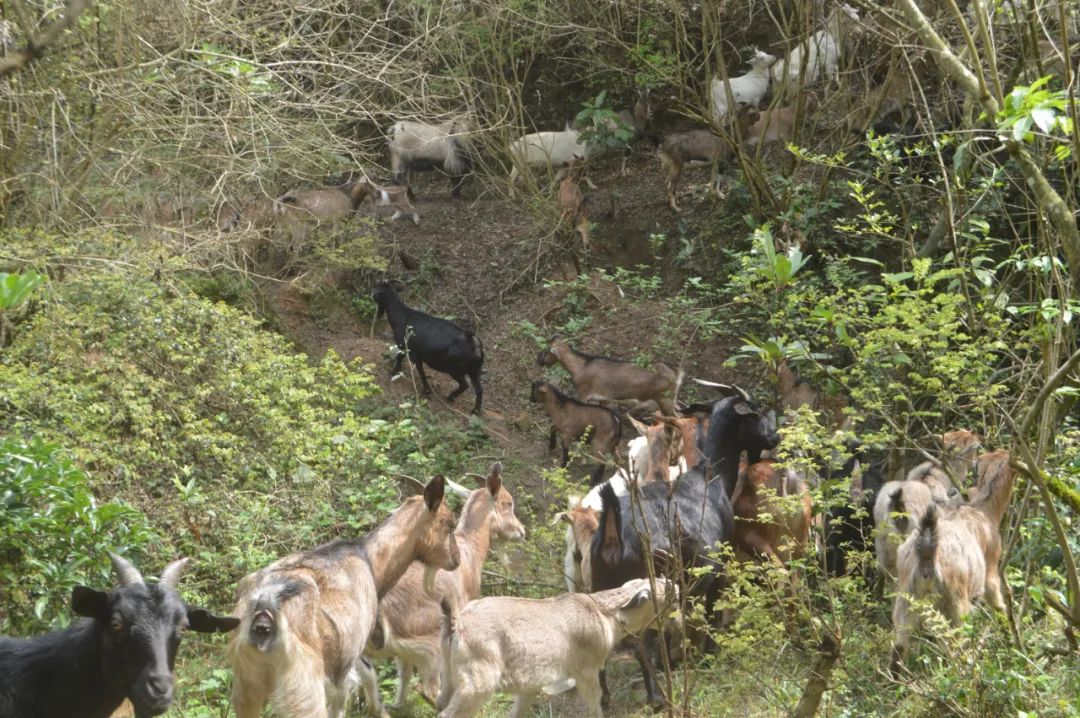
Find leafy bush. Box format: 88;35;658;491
0;436;155;633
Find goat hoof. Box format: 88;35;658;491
390;372;404;382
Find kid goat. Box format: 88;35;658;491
228;476;460;718
373;281;485;414
366;463;526;707
538;335;683;414
710;49;776;120
436;578;676;718
0;554;237;718
891;450;1015;672
530;379;622;485
388;116;474;198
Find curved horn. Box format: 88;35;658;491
732;385;752;402
692;378;732;390
159;557;190;589
445;477;472;499
108;552;145;586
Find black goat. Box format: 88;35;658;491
822;447;887;577
589;391;779;706
0;553;238;718
372;281;485;414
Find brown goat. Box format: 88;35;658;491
742;105;798;151
228;477;460;718
626;416;684;483
552;498;601;593
891;450;1015;672
273;182;364;250
731;460;813;568
368;463;525;707
657;130;735;213
776;359;850;431
538;335;683;415
556;157;591;250
530;380;621;481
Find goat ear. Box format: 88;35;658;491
487;462;503;496
71;585;111;621
620;588;652;611
424;475;447;512
187;608;241;633
627;415;650;435
550;511;571;527
733;401;755;416
601;508;621;562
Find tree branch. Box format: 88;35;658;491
0;0;90;80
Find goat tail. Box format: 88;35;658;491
469;332;485;363
672;365;686;408
888;486;908;533
444;121;471;177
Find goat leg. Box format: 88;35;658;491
447;373;470;401
599;669;611;708
548;426;558;451
635;637;666;708
469;369;483;415
415;362;434;396
391;350;405;377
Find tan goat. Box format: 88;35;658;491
228;477;460;718
273;182;365;250
529;380;622;480
556;157;591;250
776;359;850;431
873;429;982;586
538;335;683;415
891;450;1015;671
436;578;676;718
367;463;526;708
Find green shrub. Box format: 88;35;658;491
0;436;155;633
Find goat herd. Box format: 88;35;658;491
1;4;1022;717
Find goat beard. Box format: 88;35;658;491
423;565;437;596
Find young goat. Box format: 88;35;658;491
228;477;460;718
770;4;860;97
436;578;675;718
710;49;776;120
873;430;982;586
731;460;813;569
368;463;526;708
657;130;734;213
353;178;420;225
556;157;592;250
373;281;485;414
743;105;799;152
388;116;475;198
891;450;1015;672
0;554;237;718
538;335;683;415
530;380;622;485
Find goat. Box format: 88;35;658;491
228;476;460;718
710;49;776;120
372;281;485;414
654;405;713;470
743;105;799;152
352;178;420;225
891;450;1015;671
730;460;812;569
657;130;733;213
272;183;365;252
538;335;683;415
873;430;982;586
770;3;860;97
626;416;687;483
590;392;779;705
508;125;597;196
556;157;592;250
218;196;277;233
436;578;675;718
388;116;475;198
368;463;526;708
530;380;622;485
775;358;850;430
0;554;237;718
821;447;887;577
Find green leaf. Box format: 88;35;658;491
1030;106;1057;134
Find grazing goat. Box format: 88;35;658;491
770;3;860;96
436;578;675;718
710;49;776;120
590;392;779;705
369;463;526;707
508;125;596;195
352;178;420;225
0;554;237;718
373;281;485;414
743;105;799;152
873;430;982;586
388;116;475;198
274;183;363;223
530;380;622;485
228;476;460;718
776;358;850;430
556;157;592;250
891;450;1015;671
538;335;683;415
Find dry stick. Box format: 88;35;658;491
0;0;90;79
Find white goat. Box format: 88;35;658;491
508;126;597;195
436;578;675;718
710;49;776;120
770;4;860;96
